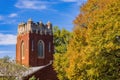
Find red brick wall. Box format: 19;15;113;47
16;32;54;67
16;21;57;80
16;33;30;66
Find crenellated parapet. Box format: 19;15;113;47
18;18;53;35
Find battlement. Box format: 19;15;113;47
18;19;52;35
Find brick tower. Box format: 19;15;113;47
16;19;54;67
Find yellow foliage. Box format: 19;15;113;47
54;0;120;79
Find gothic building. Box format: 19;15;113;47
16;19;57;80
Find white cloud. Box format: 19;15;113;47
0;33;16;45
61;0;78;2
60;0;87;5
0;15;3;20
15;0;47;10
0;14;18;24
0;19;18;24
9;13;18;18
0;51;14;54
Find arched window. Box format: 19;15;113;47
38;40;44;58
21;41;25;59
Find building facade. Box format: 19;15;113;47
16;19;54;67
16;19;57;80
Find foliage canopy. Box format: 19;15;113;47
53;26;71;53
53;0;120;80
0;56;28;80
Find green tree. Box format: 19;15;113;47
53;26;71;53
29;76;36;80
53;53;69;80
53;26;71;80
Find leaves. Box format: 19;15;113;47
54;0;120;80
53;26;71;53
0;56;28;80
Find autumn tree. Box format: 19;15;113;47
53;26;71;80
54;0;120;80
0;56;28;80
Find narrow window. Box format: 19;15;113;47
32;40;34;51
21;41;25;59
49;42;51;52
38;40;44;58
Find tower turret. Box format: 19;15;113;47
47;21;52;29
16;19;54;67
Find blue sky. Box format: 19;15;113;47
0;0;86;59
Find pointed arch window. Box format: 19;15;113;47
21;41;25;59
38;40;44;58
